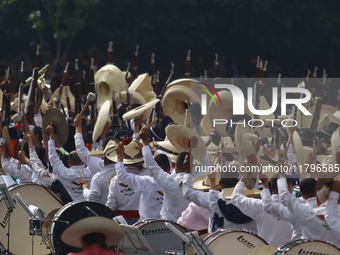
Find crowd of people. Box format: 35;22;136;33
0;60;340;255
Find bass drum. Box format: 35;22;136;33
0;182;64;255
125;219;189;255
203;229;268;255
49;201;116;255
274;239;340;255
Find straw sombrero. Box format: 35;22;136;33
331;127;340;164
151;138;179;162
166;125;206;161
95;64;126;110
92;100;111;143
122;98;159;120
301;102;337;129
192;174;221;191
129;73;156;103
61;216;124;248
292;130;315;178
105;141;144;165
90;140;117;158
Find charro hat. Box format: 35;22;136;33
95;64;126;111
292;130;315;178
122;98;159;121
42;108;69;147
90;140;117;158
61;216;124;248
129;73;156;103
192;174;222;191
222;187;261;200
331;127;340;165
166;125;206;161
151;137;180;162
92;100;111;143
105;140;144;165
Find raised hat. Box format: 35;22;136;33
105;141;144;165
90;140;117;158
95;64;126;111
49;86;75;113
165;125;206;161
122;98;159;121
92;100;111;143
61;216;124;248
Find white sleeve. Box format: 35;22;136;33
48;140;70;178
325;191;340;236
231;181;263;219
1;158;32;181
116;162;152;192
83;173;101;202
209;189;221;215
34;113;43;127
142;145;159;167
149;165;180;191
278;177;316;224
74;133;102;174
261;188;296;224
182;173;209;208
29;149;56;186
106;178;118;210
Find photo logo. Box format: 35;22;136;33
199;83;222;115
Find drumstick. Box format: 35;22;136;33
106;118;157;157
17;137;25;170
135;118;157;141
78;92;96;116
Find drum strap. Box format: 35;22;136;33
217;199;254;224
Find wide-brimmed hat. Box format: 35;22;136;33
151;138;179;162
235;123;259;163
292;130;315;178
2;126;11;156
42;108;69;147
92;100;111;143
162;85;200;127
331;127;340;164
90;140;117;158
105;141;144;165
259;96;288;122
319;111;340;143
95;64;126;111
122;98;159;120
129;73;156;103
61;216;124;248
49;86;75;113
165;125;206;161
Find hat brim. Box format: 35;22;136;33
122;98;159;120
92;100;111;142
192;175;221;190
61;216;124;248
166;125;206;161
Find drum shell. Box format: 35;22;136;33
125;219;189;255
0;182;64;255
49;201;116;255
274;239;340;255
203;229;268;255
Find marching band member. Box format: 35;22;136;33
277;175;340;247
47;123;93;201
208;172;258;234
325;176;340;238
232;175;293;247
114;141;165;219
74;114;116;204
139;125;191;222
261;175;302;240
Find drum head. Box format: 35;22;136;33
275;239;340;255
204;230;268;255
125;219;189;255
50;201;115;255
0;183;64;255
